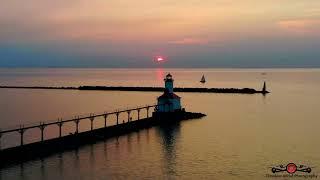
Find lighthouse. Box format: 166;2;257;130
156;73;182;112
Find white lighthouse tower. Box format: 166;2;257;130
156;73;182;112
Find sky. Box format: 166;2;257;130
0;0;320;68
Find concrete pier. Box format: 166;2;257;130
0;105;205;168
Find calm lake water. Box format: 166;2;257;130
0;68;320;179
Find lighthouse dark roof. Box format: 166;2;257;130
158;92;180;100
158;88;180;100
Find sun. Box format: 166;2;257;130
155;56;165;63
157;57;164;62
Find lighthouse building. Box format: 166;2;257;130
156;73;182;112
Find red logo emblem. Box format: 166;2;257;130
286;163;297;174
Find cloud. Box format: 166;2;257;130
168;38;209;45
277;19;320;34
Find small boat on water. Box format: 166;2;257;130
200;75;206;83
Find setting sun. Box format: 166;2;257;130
157;57;163;61
155;56;165;63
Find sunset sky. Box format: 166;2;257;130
1;0;320;67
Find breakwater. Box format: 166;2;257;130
0;85;269;94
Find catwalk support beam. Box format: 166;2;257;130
103;114;108;128
39;122;46;142
127;110;131;122
89;115;95;131
18;126;25;146
57;119;63;138
74;117;80;134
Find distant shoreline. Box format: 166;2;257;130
0;67;319;69
0;85;269;94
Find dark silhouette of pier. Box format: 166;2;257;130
0;103;205;167
0;104;161;148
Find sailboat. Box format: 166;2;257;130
200;75;206;83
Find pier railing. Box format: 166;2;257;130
0;103;172;150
